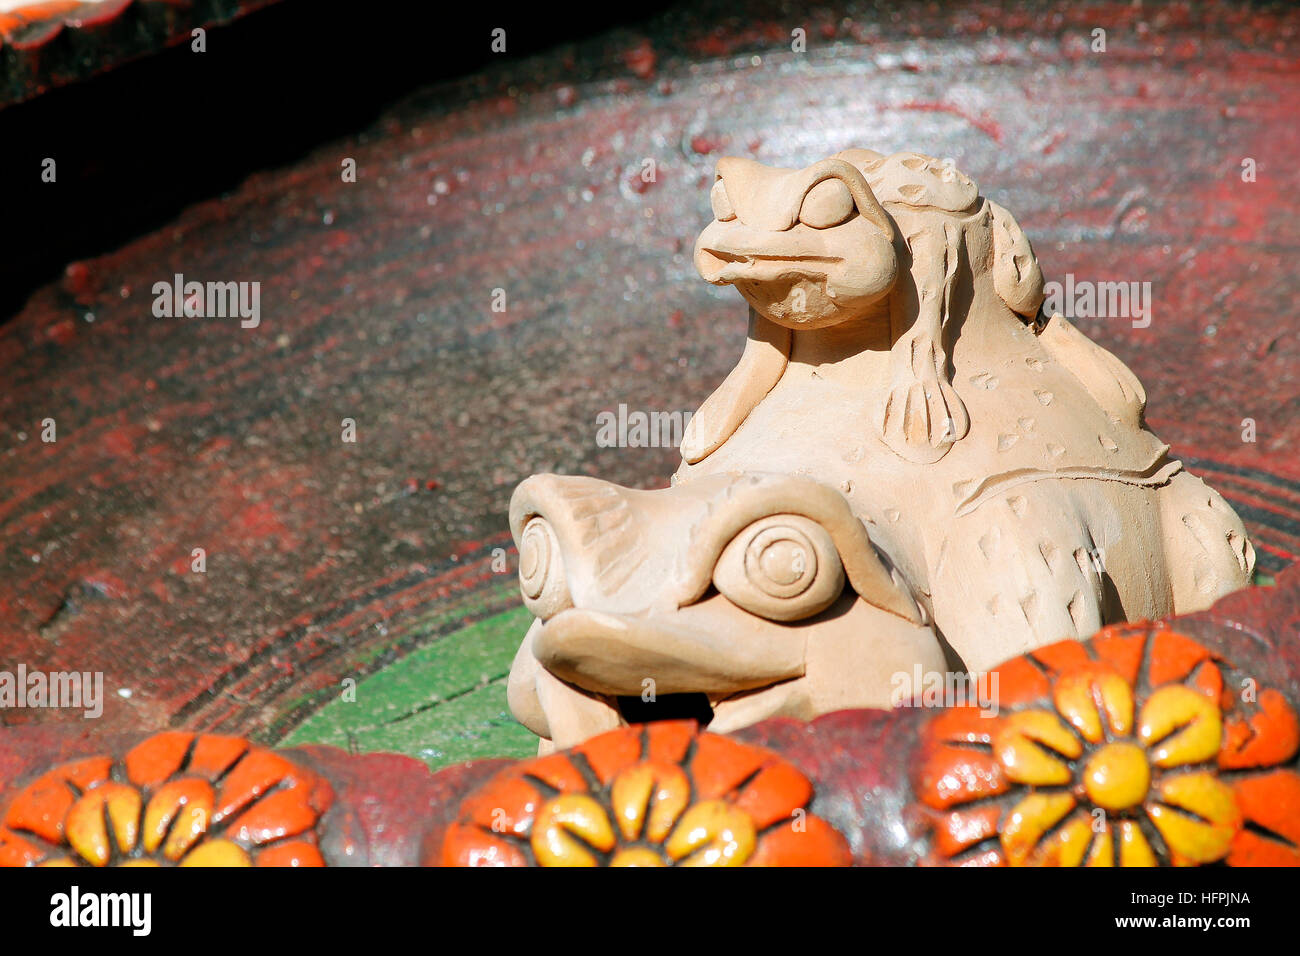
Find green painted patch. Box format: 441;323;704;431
284;605;539;768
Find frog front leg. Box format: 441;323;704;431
879;221;969;462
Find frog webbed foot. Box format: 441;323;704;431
879;326;969;463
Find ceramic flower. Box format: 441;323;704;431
915;624;1300;866
436;721;850;866
0;731;333;867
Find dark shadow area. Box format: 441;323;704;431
0;0;673;319
618;693;715;727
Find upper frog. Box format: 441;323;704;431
682;148;1163;474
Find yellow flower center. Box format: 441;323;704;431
1082;742;1150;812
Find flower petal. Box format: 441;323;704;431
212;749;294;823
1228;769;1300;866
1000;792;1075;866
689;734;769;800
609;847;666;867
1147;629;1214;686
255;840;326;867
439;823;528;867
142;778;214;860
929;804;1002;859
462;776;542;837
227;785;324;846
0;829;49;867
1053;666;1134;743
125;731;194;788
916;745;1008;809
748;816;851;867
994;710;1082;785
1031;811;1095;866
645;721;695;765
991;655;1052;707
1219;689;1300;770
1085;824;1113;867
523;753;589;793
531;794;615;866
609;762;690;842
66;783;141;866
1138;685;1222;768
1117;820;1157;867
1147;772;1240;864
1091;628;1145;686
732;760;813;829
178;838;252;867
186;735;250;780
664;800;756;866
577;725;642;785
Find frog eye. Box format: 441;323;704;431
712;515;845;621
518;517;573;619
710;178;737;222
800;179;856;229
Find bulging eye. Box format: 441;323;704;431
518;516;573;619
712;515;845;622
800;178;855;229
710;178;737;222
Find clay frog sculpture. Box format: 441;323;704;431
506;149;1255;752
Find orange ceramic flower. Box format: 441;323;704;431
915;624;1300;866
0;732;334;867
437;721;851;866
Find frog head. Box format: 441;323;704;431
504;471;936;751
684;149;1046;466
694;157;898;330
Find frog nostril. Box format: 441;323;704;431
710;178;737;222
800;178;855;229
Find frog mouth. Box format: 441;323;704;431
532;604;807;697
697;248;843;284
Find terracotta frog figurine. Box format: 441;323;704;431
505;149;1255;751
680;148;1253;664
